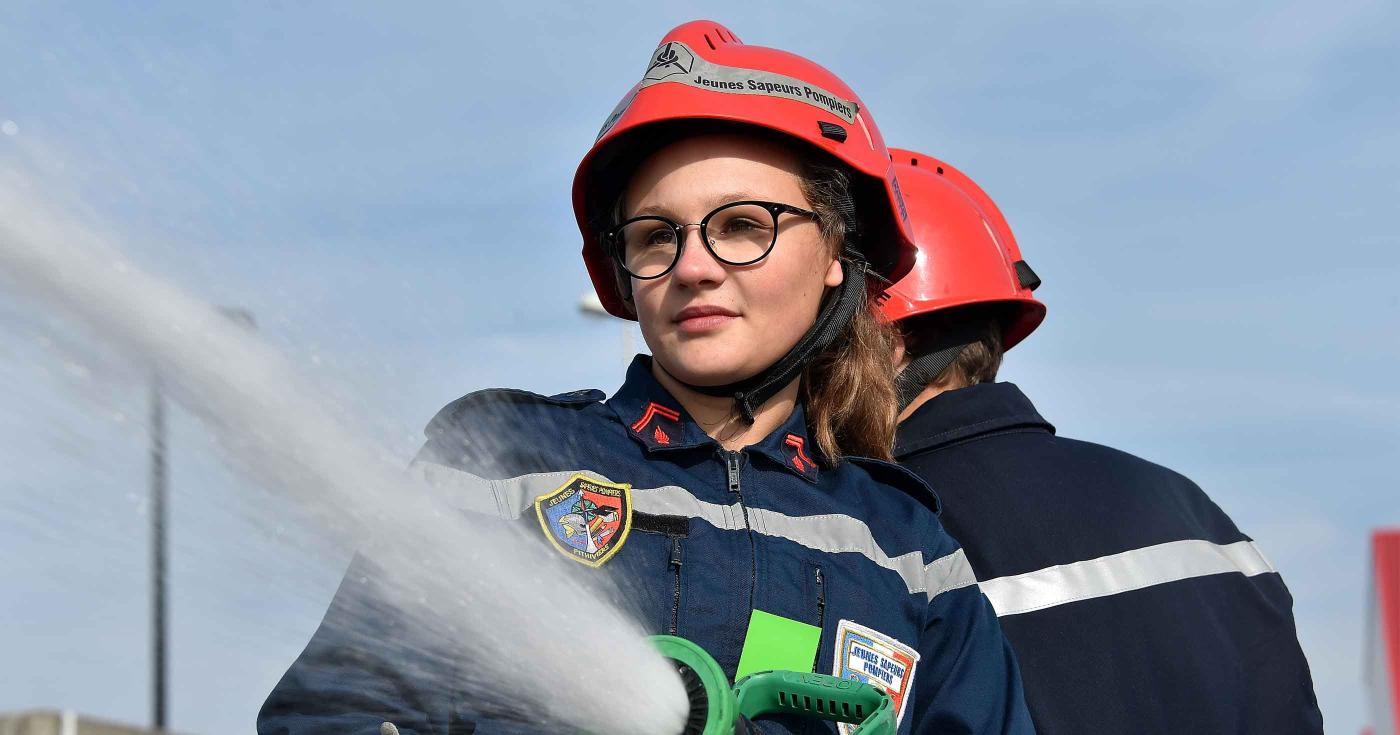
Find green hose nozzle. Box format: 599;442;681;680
650;635;895;735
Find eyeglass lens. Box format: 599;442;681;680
617;202;779;279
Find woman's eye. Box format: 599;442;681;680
644;229;676;246
720;218;764;234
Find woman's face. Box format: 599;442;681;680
623;133;844;387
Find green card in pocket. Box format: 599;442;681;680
735;608;823;681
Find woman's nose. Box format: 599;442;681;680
669;225;727;287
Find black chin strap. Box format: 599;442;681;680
894;321;983;413
660;255;869;423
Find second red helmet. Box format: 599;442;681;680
880;148;1045;349
573;20;917;319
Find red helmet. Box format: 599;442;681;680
880;148;1045;349
573;20;916;320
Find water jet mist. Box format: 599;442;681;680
0;171;690;734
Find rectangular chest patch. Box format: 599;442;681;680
735;609;822;681
832;619;919;732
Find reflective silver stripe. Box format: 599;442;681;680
924;547;979;599
629;483;744;531
747;507;977;602
978;539;1278;617
410;463;591;520
411;461;972;604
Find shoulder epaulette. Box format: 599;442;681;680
846;456;943;516
425;387;605;437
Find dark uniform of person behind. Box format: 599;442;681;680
880;148;1323;733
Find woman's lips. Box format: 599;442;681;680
674;306;739;335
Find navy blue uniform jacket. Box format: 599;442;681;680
258;358;1033;734
894;382;1322;734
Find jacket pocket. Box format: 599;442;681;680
633;511;689;637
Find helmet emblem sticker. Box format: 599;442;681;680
644;42;695;81
534;474;633;568
634;41;859;124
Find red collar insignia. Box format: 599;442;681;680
631;401;682;448
784;433;817;474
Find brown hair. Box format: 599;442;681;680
798;161;899;463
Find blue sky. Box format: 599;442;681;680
1;1;1397;733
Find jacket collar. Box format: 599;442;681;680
893;382;1054;459
750;404;822;483
606;356;821;482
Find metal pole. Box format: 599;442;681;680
149;376;167;732
145;307;253;733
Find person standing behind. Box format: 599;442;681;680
881;148;1323;734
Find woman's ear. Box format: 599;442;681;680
892;330;909;369
612;266;637;315
823;257;844;288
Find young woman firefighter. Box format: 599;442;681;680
258;22;1032;735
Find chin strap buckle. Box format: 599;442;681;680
733;391;755;424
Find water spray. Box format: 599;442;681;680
0;173;689;734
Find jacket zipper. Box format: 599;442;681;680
724;449;758;609
726;450;744;494
668;537;683;635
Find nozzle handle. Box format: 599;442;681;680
650;635;739;735
733;670;895;734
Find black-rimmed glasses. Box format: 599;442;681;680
605;200;821;280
